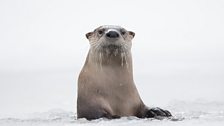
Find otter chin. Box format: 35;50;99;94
77;25;172;120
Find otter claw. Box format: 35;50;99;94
146;107;172;118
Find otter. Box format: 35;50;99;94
77;25;172;120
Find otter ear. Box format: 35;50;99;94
86;32;93;39
128;31;135;38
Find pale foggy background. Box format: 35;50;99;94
0;0;224;118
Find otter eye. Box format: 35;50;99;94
98;30;104;35
121;30;126;35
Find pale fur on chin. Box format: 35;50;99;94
88;43;131;69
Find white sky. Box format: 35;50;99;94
0;0;224;116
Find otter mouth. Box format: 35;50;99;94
103;44;121;50
100;44;125;55
102;44;122;52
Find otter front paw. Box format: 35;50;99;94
146;107;172;118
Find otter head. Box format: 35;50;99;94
86;25;135;55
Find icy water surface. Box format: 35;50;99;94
0;101;224;126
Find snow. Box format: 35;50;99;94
0;101;224;126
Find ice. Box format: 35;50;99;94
0;101;224;126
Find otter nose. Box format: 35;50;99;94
106;31;119;38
